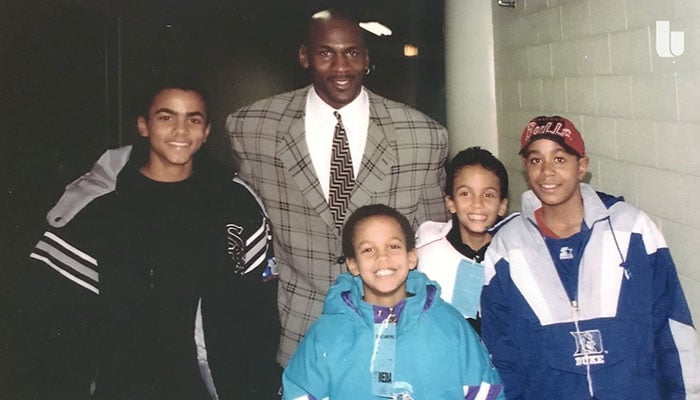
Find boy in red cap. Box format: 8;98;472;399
480;116;699;399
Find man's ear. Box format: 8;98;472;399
137;116;149;138
298;44;309;69
346;257;360;276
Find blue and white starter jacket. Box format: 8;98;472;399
481;183;699;399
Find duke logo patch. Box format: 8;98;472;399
570;329;606;366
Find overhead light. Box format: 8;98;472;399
403;43;419;57
359;21;392;37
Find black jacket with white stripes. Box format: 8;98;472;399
25;154;280;399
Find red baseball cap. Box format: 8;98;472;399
519;116;585;157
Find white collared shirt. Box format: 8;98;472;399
305;86;369;200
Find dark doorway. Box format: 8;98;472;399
1;1;444;396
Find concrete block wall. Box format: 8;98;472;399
491;0;700;329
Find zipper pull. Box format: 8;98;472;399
620;261;631;280
387;307;397;324
571;300;579;312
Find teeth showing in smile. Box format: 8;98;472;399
540;184;557;189
375;269;394;277
468;213;487;221
168;142;189;147
332;77;351;88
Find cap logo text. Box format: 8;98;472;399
524;121;572;142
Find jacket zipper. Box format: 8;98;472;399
572;300;595;398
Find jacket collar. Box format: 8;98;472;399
521;183;611;229
326;271;439;330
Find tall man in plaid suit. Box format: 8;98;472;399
226;9;448;365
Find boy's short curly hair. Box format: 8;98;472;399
445;146;509;200
137;74;210;121
342;204;415;259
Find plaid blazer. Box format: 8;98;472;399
226;86;448;365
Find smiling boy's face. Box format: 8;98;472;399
522;138;589;210
346;215;417;307
137;88;210;181
446;164;508;247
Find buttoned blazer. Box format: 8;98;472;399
226;86;448;364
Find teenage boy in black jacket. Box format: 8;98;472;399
21;78;281;399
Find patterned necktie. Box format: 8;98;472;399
328;111;355;229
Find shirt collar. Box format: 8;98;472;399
446;216;489;263
308;85;368;117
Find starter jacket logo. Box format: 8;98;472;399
559;246;574;260
570;329;606;366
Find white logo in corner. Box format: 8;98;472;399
656;21;685;58
570;329;606;366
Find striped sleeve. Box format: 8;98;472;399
240;214;269;275
30;199;102;295
232;176;278;279
30;230;99;294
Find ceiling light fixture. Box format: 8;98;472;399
497;0;516;7
403;43;419;57
359;21;392;37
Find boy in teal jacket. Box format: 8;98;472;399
282;204;503;399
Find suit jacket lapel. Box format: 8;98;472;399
275;88;397;234
349;90;396;214
276;88;337;229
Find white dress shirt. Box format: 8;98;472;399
305;86;369;200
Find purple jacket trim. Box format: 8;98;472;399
464;383;503;400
